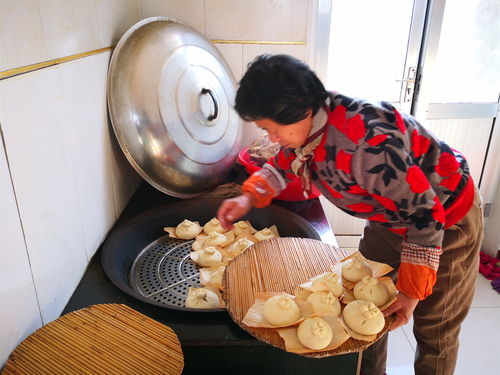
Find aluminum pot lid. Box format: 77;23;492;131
107;17;242;197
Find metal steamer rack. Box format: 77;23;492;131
129;235;206;311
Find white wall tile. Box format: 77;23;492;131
292;0;309;41
139;0;205;35
0;67;88;324
38;0;100;61
58;52;116;259
213;43;243;81
108;128;140;219
206;0;295;41
242;43;307;68
96;0;139;47
0;0;47;71
0;128;43;366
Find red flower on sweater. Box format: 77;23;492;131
336;150;352;173
435;152;459;177
368;214;389;222
313;132;328;162
347;203;374;213
411;129;431;158
276;150;295;170
406;165;429;193
347;184;369;195
346;114;366;144
320;180;343;198
388;227;408;237
367;134;388;146
439;173;461;191
329;105;347;133
394;110;406;134
371;193;397;211
432;196;445;224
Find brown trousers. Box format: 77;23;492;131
359;189;483;375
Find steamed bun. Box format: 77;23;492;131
353;276;390;306
306;291;341;316
297;317;333;350
263;295;301;326
173;220;202;239
185;288;220;309
341;258;373;282
342;300;384;336
203;218;226;234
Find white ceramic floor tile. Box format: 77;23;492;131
392;275;500;374
401;317;416;351
471;274;500;308
455;307;500;375
387;327;415;374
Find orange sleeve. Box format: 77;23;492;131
396;262;437;300
242;174;276;208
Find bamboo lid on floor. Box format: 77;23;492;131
2;304;183;375
223;237;392;358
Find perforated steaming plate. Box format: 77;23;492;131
101;198;321;313
129;235;222;312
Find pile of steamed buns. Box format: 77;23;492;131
164;218;279;309
259;257;391;351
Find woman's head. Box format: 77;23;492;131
234;54;328;125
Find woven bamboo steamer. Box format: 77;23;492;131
2;304;183;375
223;237;392;358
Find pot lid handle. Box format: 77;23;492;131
201;88;218;121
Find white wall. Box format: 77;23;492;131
0;0;318;367
0;0;140;366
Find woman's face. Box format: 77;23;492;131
254;111;313;148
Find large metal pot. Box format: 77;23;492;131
107;17;242;197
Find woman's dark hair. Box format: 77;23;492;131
234;54;327;125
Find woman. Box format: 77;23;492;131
217;54;483;375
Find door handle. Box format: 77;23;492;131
395;78;415;83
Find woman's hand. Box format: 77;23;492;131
383;291;419;331
217;192;255;230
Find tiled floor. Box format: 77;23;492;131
336;236;500;375
387;274;500;375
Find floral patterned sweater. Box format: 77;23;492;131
242;91;475;300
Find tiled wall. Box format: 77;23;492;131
0;0;316;366
0;0;141;366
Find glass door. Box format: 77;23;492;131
321;0;499;239
323;0;428;235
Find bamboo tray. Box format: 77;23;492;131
2;304;183;375
223;237;392;358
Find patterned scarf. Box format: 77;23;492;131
291;107;328;198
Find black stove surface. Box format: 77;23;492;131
63;179;359;375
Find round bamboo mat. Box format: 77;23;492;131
223;237;392;358
2;304;183;375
